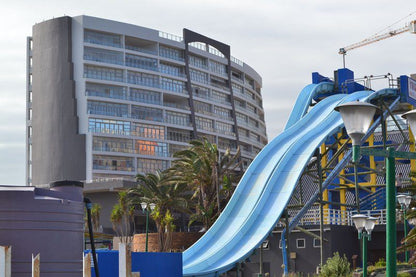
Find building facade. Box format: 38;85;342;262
26;15;267;186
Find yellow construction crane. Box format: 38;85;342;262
339;19;416;67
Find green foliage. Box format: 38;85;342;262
110;191;135;244
397;273;411;277
91;203;101;232
170;138;242;230
129;170;190;251
320;252;351;277
375;258;386;267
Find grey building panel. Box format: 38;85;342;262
31;16;86;185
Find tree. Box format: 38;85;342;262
110;191;135;244
129;170;191;252
91;203;102;232
170;138;242;230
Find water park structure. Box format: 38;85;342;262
182;68;416;276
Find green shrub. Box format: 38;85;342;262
375;258;386;267
397;273;411;277
320;252;351;277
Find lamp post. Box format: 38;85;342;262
335;102;416;277
397;194;412;262
140;202;156;252
352;214;377;277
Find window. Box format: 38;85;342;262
196;116;213;132
130;88;161;105
190;69;208;84
313;238;321;248
160;62;185;77
93;155;134;172
131;105;163;122
167;128;191;142
84;65;124;82
161;77;186;93
125;54;158;71
131;122;165;139
86;83;127;100
84;47;123;65
296;238;306;249
88;118;131;136
87;101;128;118
84;29;122;48
159;45;184;62
93;137;133;154
127;71;159;88
189;55;208;70
135;140;168;157
137;158;169;174
209;60;227;75
165;111;191;126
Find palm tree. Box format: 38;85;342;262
129;170;191;252
170;138;242;230
110;191;135;244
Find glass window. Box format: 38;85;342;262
135;140;168;157
196;116;213;132
190;69;208;84
214;106;232;119
129;88;161;105
87;101;128;118
209;60;227;76
137;158;169;174
159;45;184;62
127;71;159;88
189;55;208;70
131;122;165;139
167;128;191;142
218;138;237;151
313;238;321;248
232;83;243;94
88;118;131;136
165;111;191;126
194;100;212;115
160;62;185;78
216;121;235;136
86;83;127;100
161;77;186;93
279;239;287;249
296;238;306;249
212;90;231;104
125;54;158;71
84;47;123;65
84;29;122;48
84;65;124;82
192;86;210;100
93;155;134;172
131;105;163;122
93;136;133;153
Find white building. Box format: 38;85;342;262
26;15;267;187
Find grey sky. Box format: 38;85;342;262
0;0;415;184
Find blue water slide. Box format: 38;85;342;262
183;90;373;276
285;82;334;130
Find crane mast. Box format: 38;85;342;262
339;20;416;67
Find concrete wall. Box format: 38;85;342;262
31;16;86;185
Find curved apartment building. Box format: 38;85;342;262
26;15;267;186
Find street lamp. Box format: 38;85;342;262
140;202;156;252
335;102;416;277
397;194;412;262
352;214;377;277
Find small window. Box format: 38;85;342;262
296;238;305;249
261;240;269;250
313;238;321;248
279;239;287;249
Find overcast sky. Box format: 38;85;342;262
0;0;415;185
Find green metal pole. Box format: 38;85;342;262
386;147;396;277
404;208;409;263
363;235;368;277
145;209;149;252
